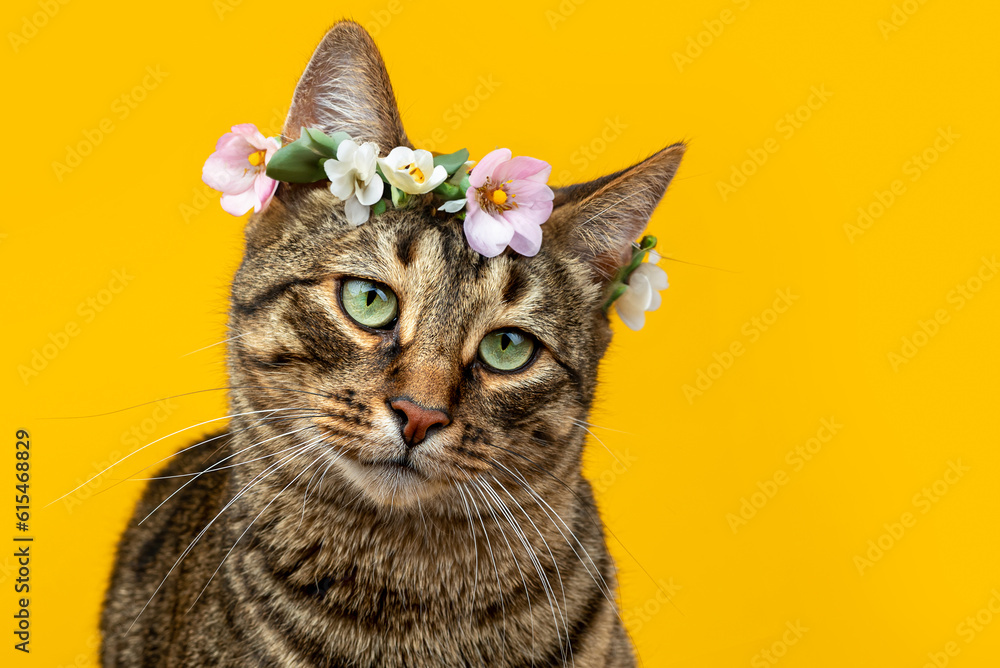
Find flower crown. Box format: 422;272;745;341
202;123;667;330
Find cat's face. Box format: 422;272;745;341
224;22;683;510
229;189;604;506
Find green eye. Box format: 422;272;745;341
478;329;536;372
341;278;398;329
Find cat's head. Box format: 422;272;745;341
226;21;683;510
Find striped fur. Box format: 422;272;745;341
102;21;683;667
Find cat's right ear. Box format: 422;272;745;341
282;20;409;150
547;143;685;282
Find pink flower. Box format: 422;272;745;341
463;148;554;257
202;124;280;216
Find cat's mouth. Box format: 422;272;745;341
367;455;419;473
344;452;426;480
332;449;450;506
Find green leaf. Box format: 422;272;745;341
264;128;355;182
302;128;351;157
432;182;462;200
301;128;336;157
264;141;328;183
372;199;387;216
433;148;470;175
390;186;409;208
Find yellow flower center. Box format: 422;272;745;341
405;163;425;184
247;150;266;167
492;189;508;205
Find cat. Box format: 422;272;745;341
101;19;683;667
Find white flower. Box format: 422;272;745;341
438;198;466;213
448;159;475;185
324;140;384;225
378;146;448;194
614;261;668;331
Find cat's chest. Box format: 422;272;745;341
230;516;484;615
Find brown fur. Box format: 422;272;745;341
102;20;683;667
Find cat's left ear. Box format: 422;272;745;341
282;20;409;150
547;143;685;281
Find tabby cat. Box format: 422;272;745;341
101;20;684;667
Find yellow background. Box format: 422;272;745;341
3;0;999;665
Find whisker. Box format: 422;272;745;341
186;442;331;612
298;438;354;529
45;407;317;508
570;418;632;436
125;437;324;635
178;332;248;358
136;424;321;525
462;482;507;663
469;478;536;659
490;473;573;665
480;476;568;665
572;422;623;466
474;452;618;608
103;411;324;492
39;383;336;421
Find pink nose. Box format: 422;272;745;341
389;398;451;447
